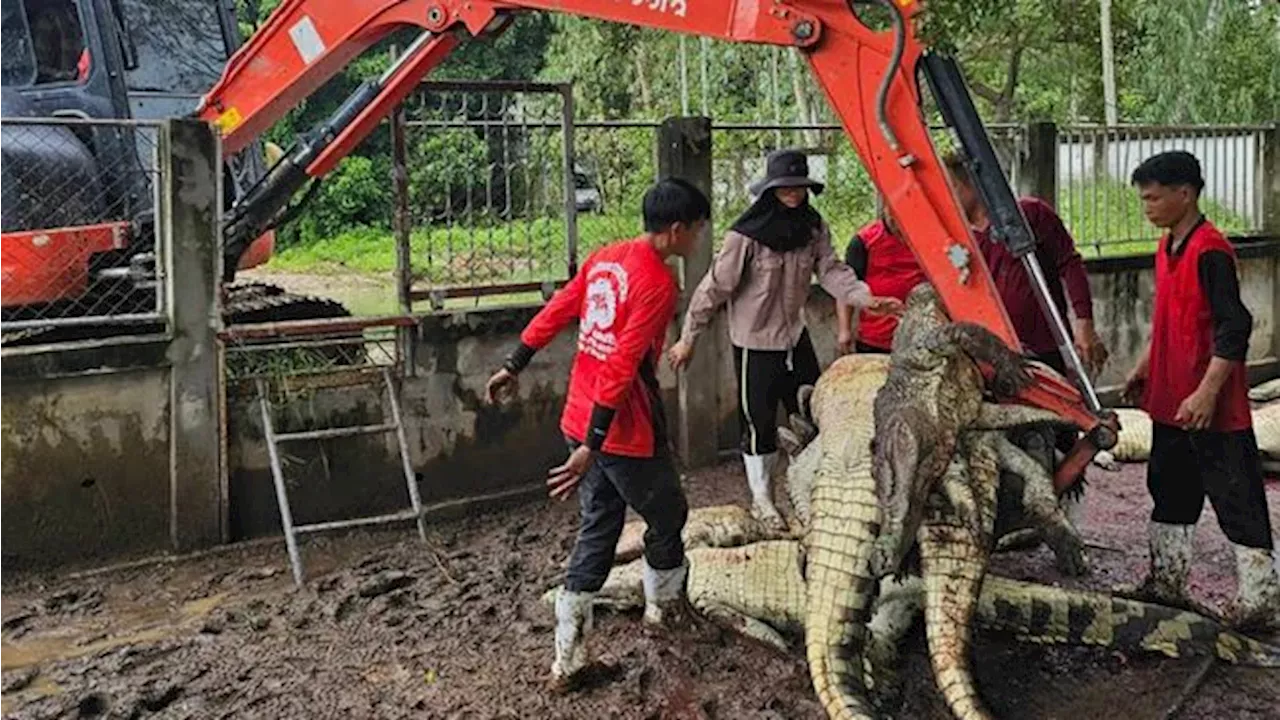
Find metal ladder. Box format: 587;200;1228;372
256;366;426;586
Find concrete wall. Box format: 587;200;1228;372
1;346;174;569
226;310;682;540
224;240;1280;540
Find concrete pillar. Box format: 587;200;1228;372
1265;124;1280;363
1264;123;1280;238
164;118;223;550
1019;121;1058;207
657;117;718;469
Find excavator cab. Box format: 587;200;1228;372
0;0;282;336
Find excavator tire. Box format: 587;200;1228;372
222;282;368;376
2;283;365;373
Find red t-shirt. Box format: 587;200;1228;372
847;220;926;351
1143;219;1252;432
971;197;1093;356
520;238;678;457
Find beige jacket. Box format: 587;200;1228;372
680;224;872;351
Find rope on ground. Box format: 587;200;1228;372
1160;655;1216;720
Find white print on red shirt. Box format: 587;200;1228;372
579;261;630;361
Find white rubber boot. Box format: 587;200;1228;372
744;452;786;532
1229;544;1280;632
549;588;594;691
1116;522;1198;609
641;558;692;629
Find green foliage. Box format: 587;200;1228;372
1122;0;1280;123
284;155;391;247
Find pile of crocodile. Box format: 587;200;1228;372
544;284;1280;720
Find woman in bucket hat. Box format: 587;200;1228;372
668;148;903;530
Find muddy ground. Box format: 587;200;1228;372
3;459;1279;720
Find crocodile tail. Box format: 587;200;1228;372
804;434;880;720
918;457;997;720
978;576;1280;668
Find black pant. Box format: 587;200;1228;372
733;329;821;455
562;439;689;592
1147;422;1273;549
855;340;889;354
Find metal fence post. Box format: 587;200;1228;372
391;99;416;375
560;83;579;278
658;116;717;469
164;118;223;550
1019;121;1058;207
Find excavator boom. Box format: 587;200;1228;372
196;0;1116;465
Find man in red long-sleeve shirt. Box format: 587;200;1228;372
942;152;1107;537
485;178;710;692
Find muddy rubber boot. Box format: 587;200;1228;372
548;588;594;693
641;558;695;631
744;452;787;533
1114;522;1212;614
1228;544;1280;633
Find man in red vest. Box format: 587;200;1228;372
485;178;711;690
835;207;925;355
1122;150;1278;630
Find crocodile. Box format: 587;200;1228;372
613;504;796;564
1091;404;1280;469
870;283;1050;579
540;538;1280;670
798;350;1086;720
787;401;1083;561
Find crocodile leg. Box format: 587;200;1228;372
863;575;925;714
923;322;1035;399
973;403;1080;432
989;433;1088;575
700;602;792;652
919;433;1001;720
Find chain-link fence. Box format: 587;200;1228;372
1058;124;1271;255
1;117;167;343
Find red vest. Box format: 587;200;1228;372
855;220;927;351
1143;220;1252;431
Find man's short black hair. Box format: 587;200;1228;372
1131;151;1205;195
643;177;711;233
941;151;972;185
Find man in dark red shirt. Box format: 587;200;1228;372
836;208;927;355
485;178;710;691
1122;151;1277;630
943;152;1107;534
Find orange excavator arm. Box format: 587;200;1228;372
196;0;1117;477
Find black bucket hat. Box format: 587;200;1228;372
749;148;825;196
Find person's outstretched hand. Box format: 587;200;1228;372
547;445;595;500
485;368;518;404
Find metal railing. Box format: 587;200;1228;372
368;93;1275;306
1;117;168;343
394;81;578;308
1057;124;1270;254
